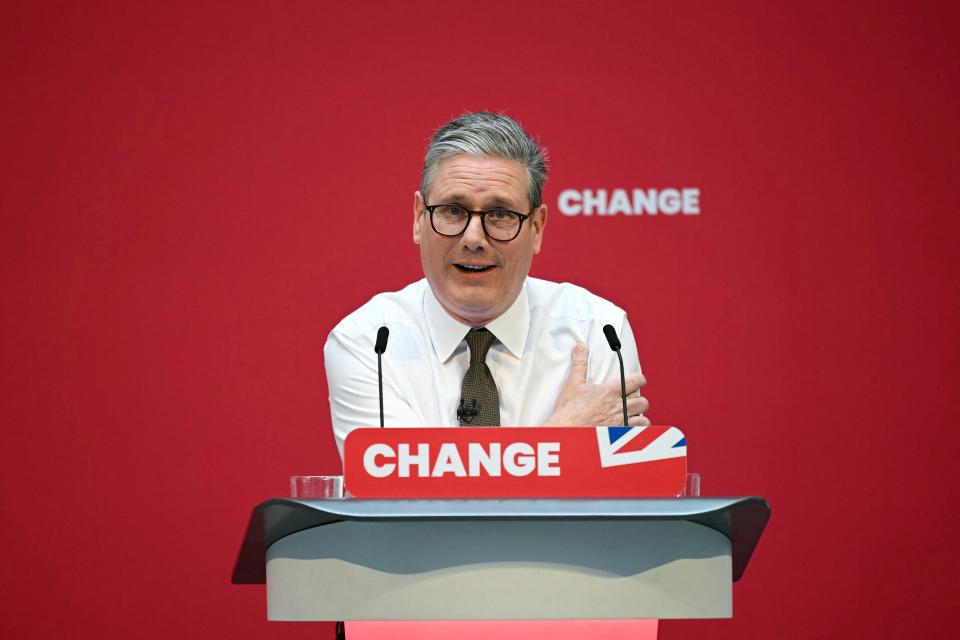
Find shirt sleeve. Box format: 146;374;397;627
324;328;425;460
588;312;643;385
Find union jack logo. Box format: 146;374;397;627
595;426;687;468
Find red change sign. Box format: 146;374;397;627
343;426;687;498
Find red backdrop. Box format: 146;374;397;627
3;1;958;638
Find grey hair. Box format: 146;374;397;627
420;112;548;208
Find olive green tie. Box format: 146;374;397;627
458;328;501;427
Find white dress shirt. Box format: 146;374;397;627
324;277;642;457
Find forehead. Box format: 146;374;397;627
430;155;529;206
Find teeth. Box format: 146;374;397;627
460;264;490;271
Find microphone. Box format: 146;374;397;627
374;326;389;355
457;398;478;424
602;324;629;427
374;326;389;428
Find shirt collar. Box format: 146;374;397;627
424;280;530;362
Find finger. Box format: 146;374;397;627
566;343;589;386
626;395;650;415
628;414;651;427
605;371;645;392
623;372;646;395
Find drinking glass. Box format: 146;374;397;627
290;475;345;499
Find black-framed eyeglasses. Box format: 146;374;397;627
425;204;532;242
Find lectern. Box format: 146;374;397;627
232;496;770;634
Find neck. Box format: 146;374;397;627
442;306;496;328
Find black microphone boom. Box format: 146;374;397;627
374;326;389;428
602;324;629;427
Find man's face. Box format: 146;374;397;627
413;154;547;326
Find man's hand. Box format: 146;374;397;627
545;343;650;427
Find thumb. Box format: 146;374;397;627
566;343;589;386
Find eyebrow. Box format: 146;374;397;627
433;194;521;209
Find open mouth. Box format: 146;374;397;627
455;263;495;273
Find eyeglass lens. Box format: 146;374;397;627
432;205;522;241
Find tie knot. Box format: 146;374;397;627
465;328;496;364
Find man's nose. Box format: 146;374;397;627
460;214;488;249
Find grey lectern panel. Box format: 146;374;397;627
233;497;770;586
266;519;732;620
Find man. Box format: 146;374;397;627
325;112;649;457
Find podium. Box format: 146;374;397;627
232;496;770;633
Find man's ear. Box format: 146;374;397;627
413;191;425;245
531;204;547;254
